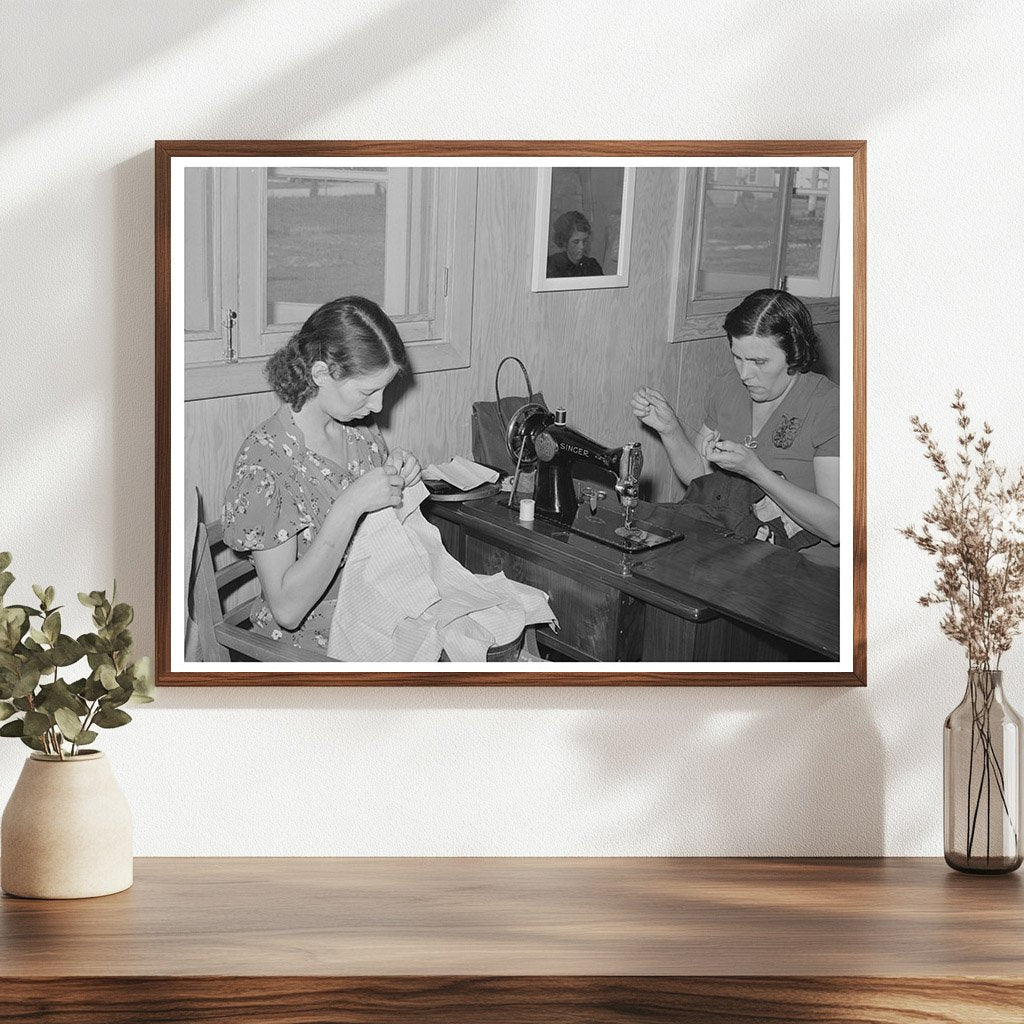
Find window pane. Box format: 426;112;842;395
784;168;830;280
265;169;387;326
184;168;216;334
696;167;781;296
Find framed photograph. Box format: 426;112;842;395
155;141;866;687
531;166;634;291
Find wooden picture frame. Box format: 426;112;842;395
155;141;866;687
531;166;635;291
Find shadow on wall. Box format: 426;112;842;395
141;682;884;856
2;0;505;143
114;152;158;660
571;687;885;856
192;0;504;138
726;1;969;128
0;2;244;139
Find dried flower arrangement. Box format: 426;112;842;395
902;390;1024;669
902;390;1024;870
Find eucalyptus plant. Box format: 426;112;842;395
0;552;154;759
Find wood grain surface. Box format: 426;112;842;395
2;857;1021;1023
437;496;840;665
1;976;1022;1024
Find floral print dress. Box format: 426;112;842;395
222;405;388;652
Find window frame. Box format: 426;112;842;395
669;166;840;344
184;165;478;401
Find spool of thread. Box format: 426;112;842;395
519;498;535;522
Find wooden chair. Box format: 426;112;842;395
200;518;335;664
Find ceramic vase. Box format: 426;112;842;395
1;751;133;899
944;669;1023;874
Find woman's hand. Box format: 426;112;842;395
385;448;422;487
631;386;683;437
706;438;763;479
340;464;405;515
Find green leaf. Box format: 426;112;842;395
45;586;55;608
0;552;11;573
128;657;155;702
0;700;15;722
50;634;85;667
92;705;132;729
78;591;100;607
110;628;133;654
54;707;85;742
0;606;27;652
8;603;42;619
42;611;60;644
0;719;24;737
22;710;51;738
32;584;49;609
19;734;45;752
75;730;98;746
0;571;13;602
80;635;112;655
12;666;41;699
36;679;89;717
98;664;118;691
104;685;132;709
110;603;134;629
83;675;108;701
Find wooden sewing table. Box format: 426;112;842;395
425;495;840;664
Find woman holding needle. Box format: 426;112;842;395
631;289;840;564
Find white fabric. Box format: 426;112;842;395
327;481;555;662
422;456;499;491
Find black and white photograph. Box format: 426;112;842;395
532;166;634;291
158;145;863;685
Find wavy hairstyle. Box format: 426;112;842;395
551;210;592;249
265;296;409;410
722;289;819;374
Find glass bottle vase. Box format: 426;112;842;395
944;669;1023;873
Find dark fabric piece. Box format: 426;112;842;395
546;251;604;277
471;393;547;476
652;470;818;551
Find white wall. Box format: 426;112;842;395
1;0;1022;856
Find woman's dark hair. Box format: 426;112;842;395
265;296;409;410
722;289;819;374
552;210;592;248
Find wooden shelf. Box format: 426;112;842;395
2;857;1022;1022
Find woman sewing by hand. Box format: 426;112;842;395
222;296;421;653
631;289;840;562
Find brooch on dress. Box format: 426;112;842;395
772;415;803;449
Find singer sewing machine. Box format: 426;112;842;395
505;403;684;553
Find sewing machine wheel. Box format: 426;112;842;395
505;402;546;467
